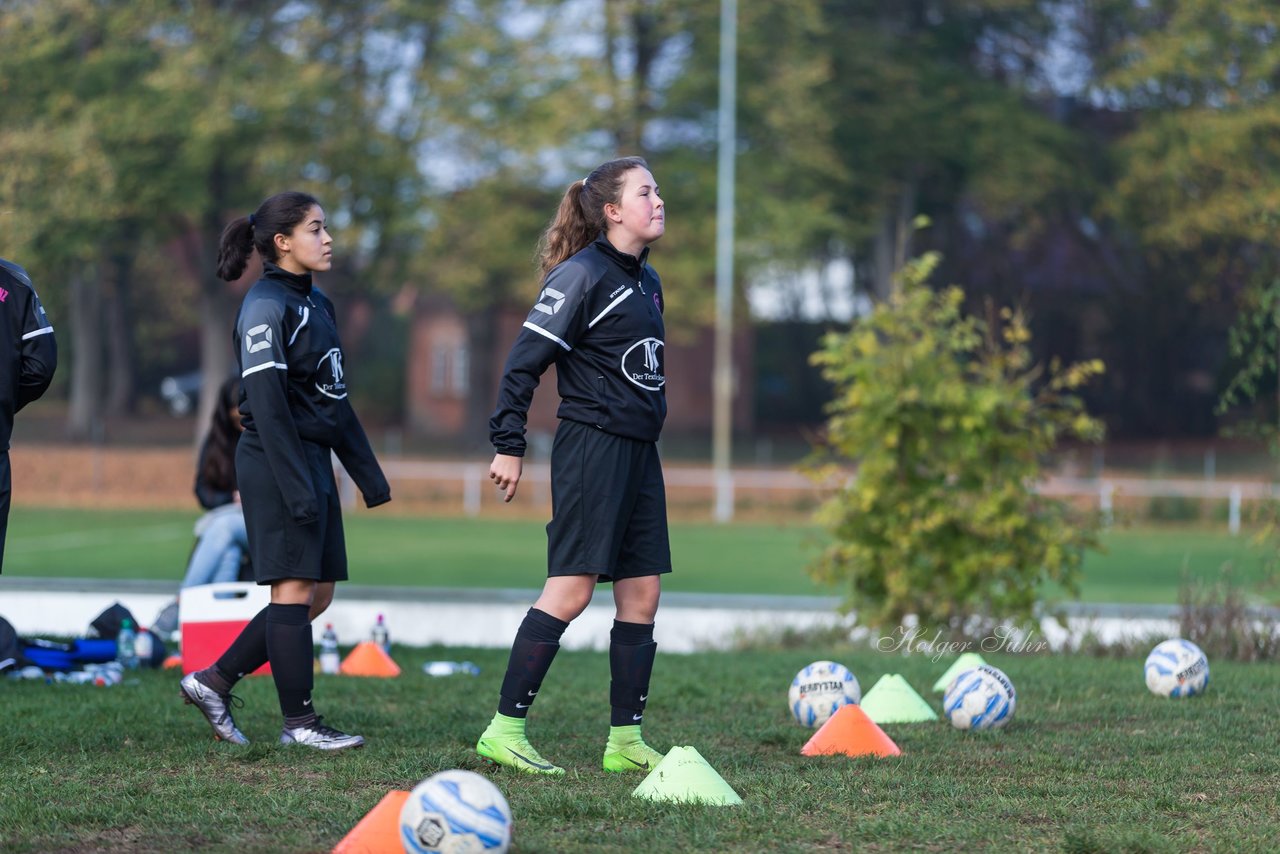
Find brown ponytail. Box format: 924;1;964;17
536;156;648;277
216;191;321;281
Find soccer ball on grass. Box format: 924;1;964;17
943;664;1016;731
787;660;861;728
400;769;512;854
1143;639;1209;698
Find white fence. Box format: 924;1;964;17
336;460;1277;531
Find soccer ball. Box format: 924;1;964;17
788;660;861;728
943;664;1016;731
400;769;512;854
1144;639;1209;698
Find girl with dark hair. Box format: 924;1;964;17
180;191;391;751
477;156;669;775
178;375;248;589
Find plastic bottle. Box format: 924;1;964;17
116;618;139;670
90;662;124;686
8;665;47;681
371;613;390;653
422;660;480;677
319;623;341;674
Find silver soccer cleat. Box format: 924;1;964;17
179;671;249;745
279;718;365;751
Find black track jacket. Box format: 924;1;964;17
234;263;390;524
490;234;666;456
0;258;57;451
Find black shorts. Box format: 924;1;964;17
236;434;347;585
546;419;671;582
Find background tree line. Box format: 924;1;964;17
0;0;1275;445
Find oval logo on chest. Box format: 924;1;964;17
316;347;348;399
621;337;665;391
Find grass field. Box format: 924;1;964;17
5;506;1277;605
2;645;1278;852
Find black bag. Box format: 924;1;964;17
89;602;139;640
0;615;27;673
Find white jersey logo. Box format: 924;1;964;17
316;347;348;399
533;286;566;316
621;337;665;391
245;323;274;354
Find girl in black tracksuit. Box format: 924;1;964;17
477;156;671;775
180;191;389;751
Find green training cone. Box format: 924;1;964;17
932;652;989;693
631;746;743;806
859;674;939;724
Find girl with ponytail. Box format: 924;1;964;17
478;156;673;775
180;191;391;751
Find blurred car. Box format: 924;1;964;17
159;371;202;416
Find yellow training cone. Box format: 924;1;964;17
631;746;743;806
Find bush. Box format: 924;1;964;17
807;252;1105;632
1178;568;1280;661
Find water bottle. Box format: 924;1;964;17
319;623;341;674
90;662;124;686
8;665;47;681
116;618;139;670
422;660;480;677
371;613;390;653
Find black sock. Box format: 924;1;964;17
203;607;269;693
265;603;316;723
497;608;569;718
610;620;656;727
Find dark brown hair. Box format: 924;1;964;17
198;376;242;493
216;191;321;281
537;156;649;277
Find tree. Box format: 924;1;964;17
811;1;1072;301
0;0;428;438
148;0;426;434
1092;0;1280;432
808;252;1105;631
0;0;167;436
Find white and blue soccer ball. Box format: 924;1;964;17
788;660;861;728
1144;639;1210;698
943;664;1016;731
400;769;512;854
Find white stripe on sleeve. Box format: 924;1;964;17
22;326;54;341
242;361;288;377
522;321;572;352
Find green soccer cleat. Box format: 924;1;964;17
476;713;565;776
602;725;665;773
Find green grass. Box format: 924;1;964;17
2;646;1278;851
5;507;1276;604
4;507;831;597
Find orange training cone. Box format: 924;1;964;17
801;703;902;758
331;789;409;854
339;641;402;677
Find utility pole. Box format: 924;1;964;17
712;0;737;522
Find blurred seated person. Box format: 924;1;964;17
179;376;249;589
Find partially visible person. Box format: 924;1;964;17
180;376;249;589
0;258;57;574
